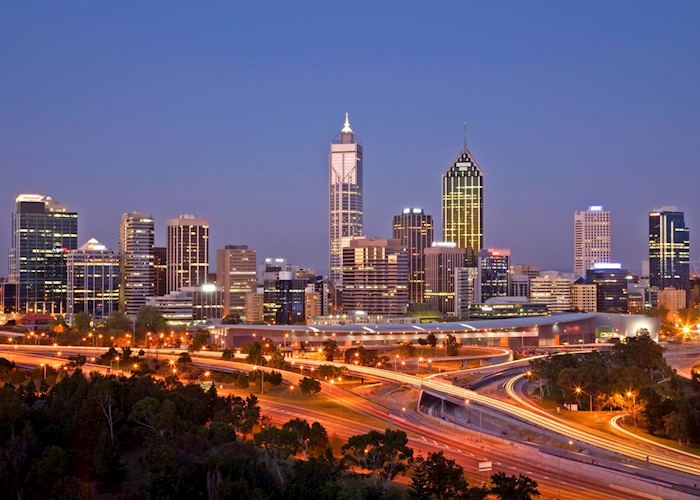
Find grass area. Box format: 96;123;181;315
222;383;388;428
614;418;700;456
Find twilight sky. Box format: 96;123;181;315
1;2;699;275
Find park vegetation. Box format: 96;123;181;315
529;333;700;445
0;358;540;499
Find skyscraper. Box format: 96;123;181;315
329;113;363;295
9;194;78;313
166;214;210;293
67;238;120;322
424;242;466;315
341;238;408;316
649;207;690;292
216;245;257;319
585;263;629;313
574;206;611;276
442;145;484;267
392;208;433;303
479;248;510;302
119;211;155;317
153;246;167;296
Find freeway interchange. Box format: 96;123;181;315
2;344;700;499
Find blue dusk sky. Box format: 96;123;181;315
1;2;699;275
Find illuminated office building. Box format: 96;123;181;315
166;214;210;293
67;238;120;322
341;238;409;316
454;267;480;317
329;113;363;295
479;248;510;302
217;245;257;319
442;145;484;267
585;263;629;313
119;211;155;317
424;242;466;315
392;208;433;303
530;271;577;313
649;207;690;292
153;246;167;296
574;206;611;277
9;194;78;313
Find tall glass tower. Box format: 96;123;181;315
392;208;433;303
329;113;363;295
119;211;155;317
649;207;690;291
442;146;484;267
9;194;78;313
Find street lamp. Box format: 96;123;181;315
40;362;47;379
465;399;483;442
574;387;593;412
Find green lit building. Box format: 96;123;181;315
442;147;484;267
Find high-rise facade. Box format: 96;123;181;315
649;207;690;292
9;194;78;313
530;271;577;313
424;242;466;315
392;208;433;303
341;238;409;316
166;214;210;293
454;267;480;317
153;246;167;296
442;147;484;267
329;113;363;295
216;245;257;319
119;211;155;317
585;263;629;313
574;206;611;277
479;248;510;302
571;282;597;312
67;238;120;322
263;272;307;325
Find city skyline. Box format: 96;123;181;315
1;3;699;276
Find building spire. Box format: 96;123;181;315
463;122;467;150
342;112;353;133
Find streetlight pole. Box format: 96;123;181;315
574;387;593;412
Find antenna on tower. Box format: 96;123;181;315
463;122;467;149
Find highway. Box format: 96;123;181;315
281;353;700;482
503;373;700;478
0;345;682;499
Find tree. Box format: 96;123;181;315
135;306;166;337
105;311;131;333
242;341;265;365
282;418;329;460
228;394;261;437
178;352;192;365
299;377;321;396
321;339;340;361
221;348;234;361
254;425;297;484
342;429;413;492
490;472;540;500
316;364;343;381
426;332;437;349
190;330;209;351
71;312;92;333
409;451;485;500
398;341;416;358
445;334;459;356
